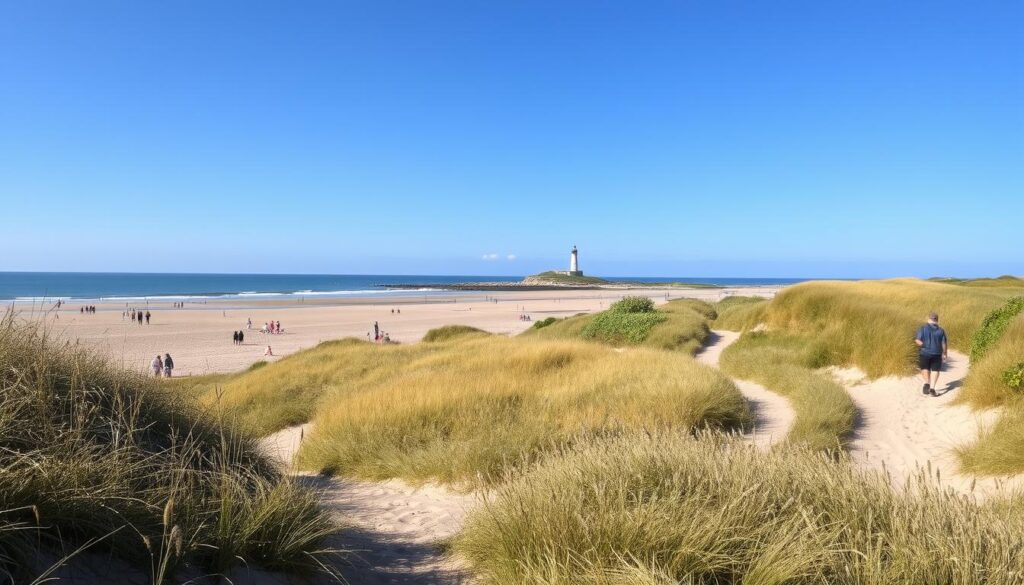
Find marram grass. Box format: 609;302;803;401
457;431;1024;585
293;335;750;485
0;314;340;582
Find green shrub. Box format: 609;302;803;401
970;296;1024;362
581;310;666;345
609;296;655;314
531;317;557;329
1002;362;1024;392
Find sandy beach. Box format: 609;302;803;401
11;286;781;376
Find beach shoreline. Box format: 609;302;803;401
14;286;782;376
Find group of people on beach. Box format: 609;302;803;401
232;330;246;345
369;321;391;343
172;301;184;308
150;353;174;378
263;320;282;334
518;313;532;321
80;305;97;314
123;309;151;325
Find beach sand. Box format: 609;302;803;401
15;286;780;376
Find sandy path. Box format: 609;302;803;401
260;425;477;584
831;352;1022;497
696;330;795;447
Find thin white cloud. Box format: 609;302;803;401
482;253;499;261
506;254;517;261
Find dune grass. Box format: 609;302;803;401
523;297;715;354
457;431;1024;585
421;324;491;342
752;279;1024;378
957;314;1024;474
295;335;749;485
190;330;749;486
0;315;339;582
718;330;856;451
713;295;769;331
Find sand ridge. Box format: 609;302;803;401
696;330;796;448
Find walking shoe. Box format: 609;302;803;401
922;383;930;395
929;387;938;397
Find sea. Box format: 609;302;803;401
0;272;806;302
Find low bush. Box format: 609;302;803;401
531;316;557;329
970;296;1024;363
1002;362;1024;392
580;310;666;345
458;431;1024;584
608;295;656;314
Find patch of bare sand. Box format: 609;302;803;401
829;350;1023;498
696;330;796;448
260;425;477;584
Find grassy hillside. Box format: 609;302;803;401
457;431;1024;584
0;317;338;582
523;297;715;354
746;279;1024;377
181;332;749;486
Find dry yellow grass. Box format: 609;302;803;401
294;335;749;484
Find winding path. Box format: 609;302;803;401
830;352;1021;497
695;330;796;448
260;425;476;584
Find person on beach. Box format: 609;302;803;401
233;331;239;345
246;318;252;330
915;312;948;396
151;355;163;377
265;345;273;356
238;330;244;344
145;311;151;324
163;353;174;378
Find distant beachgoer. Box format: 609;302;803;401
397;308;400;314
233;331;239;345
264;345;274;356
374;321;379;339
915;312;948;397
151;355;163;377
238;330;244;344
367;332;371;342
391;308;394;314
383;333;391;343
246;318;252;330
163;353;174;378
145;311;151;324
275;320;281;334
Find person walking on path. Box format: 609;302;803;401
151;355;163;377
915;311;948;396
163;353;174;378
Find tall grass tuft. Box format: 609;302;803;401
0;314;339;581
458;431;1024;584
718;330;856;451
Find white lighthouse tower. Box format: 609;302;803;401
567;245;582;276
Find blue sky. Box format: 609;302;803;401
1;1;1021;278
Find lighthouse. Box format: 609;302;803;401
567;245;582;276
